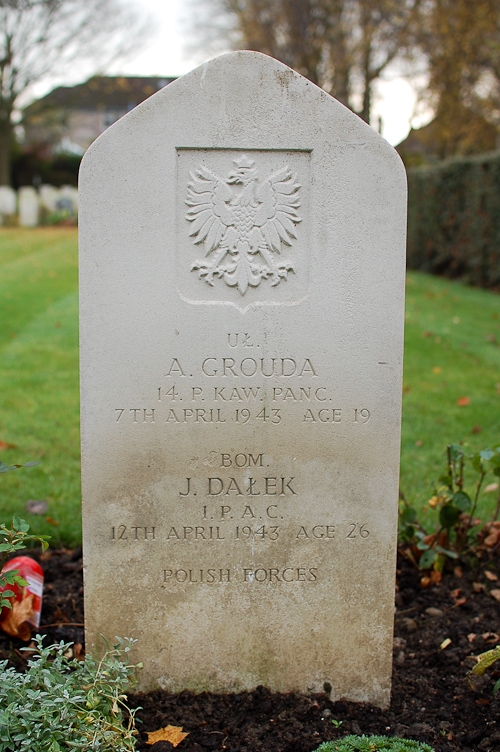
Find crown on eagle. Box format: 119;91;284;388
233;154;256;169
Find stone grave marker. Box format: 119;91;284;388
40;185;61;213
79;51;406;706
18;186;39;227
0;186;16;223
60;185;78;214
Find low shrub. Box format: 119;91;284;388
314;735;434;751
0;635;141;751
399;443;500;572
407;151;500;290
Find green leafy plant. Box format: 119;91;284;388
1;459;49;615
0;635;141;751
399;443;500;570
314;736;434;751
467;645;500;695
0;514;50;612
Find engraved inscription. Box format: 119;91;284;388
186;155;301;295
161;567;318;585
111;525;156;541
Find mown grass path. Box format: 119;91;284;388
0;229;80;545
0;228;499;545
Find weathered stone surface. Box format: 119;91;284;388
79;51;406;706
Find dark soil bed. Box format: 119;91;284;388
1;550;499;752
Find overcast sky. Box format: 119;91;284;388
108;0;423;146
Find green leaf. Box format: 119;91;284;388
471;646;500;676
439;473;453;487
13;575;29;587
401;507;417;524
1;570;20;584
471;454;483;473
453;491;471;512
419;548;438;569
416;540;430;551
439;503;461;528
1;590;15;599
22;461;39;468
494;677;500;696
0;464;22;473
17;518;30;533
434;545;459;558
480;449;495;462
449;443;463;461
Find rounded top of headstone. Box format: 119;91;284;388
80;50;405;180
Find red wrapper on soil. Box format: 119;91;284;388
0;556;44;640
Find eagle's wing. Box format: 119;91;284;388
253;167;301;253
185;166;234;255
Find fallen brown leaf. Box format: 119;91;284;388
482;632;500;642
146;725;189;747
0;589;34;640
485;570;498;581
0;440;16;452
489;589;500;602
484;483;499;494
484;528;500;547
456;396;470;406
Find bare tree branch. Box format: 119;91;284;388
0;0;152;184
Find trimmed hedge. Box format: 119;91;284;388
407;150;500;290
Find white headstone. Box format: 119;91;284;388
40;184;61;213
60;185;78;213
79;52;406;706
18;187;39;227
0;186;17;223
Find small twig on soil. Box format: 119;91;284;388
40;622;85;628
394;606;419;616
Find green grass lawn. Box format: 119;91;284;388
0;229;80;546
0;228;499;546
401;273;500;521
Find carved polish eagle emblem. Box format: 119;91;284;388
185;155;302;295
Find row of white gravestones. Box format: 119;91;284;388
80;51;407;708
0;184;78;226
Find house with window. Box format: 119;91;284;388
22;75;175;155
